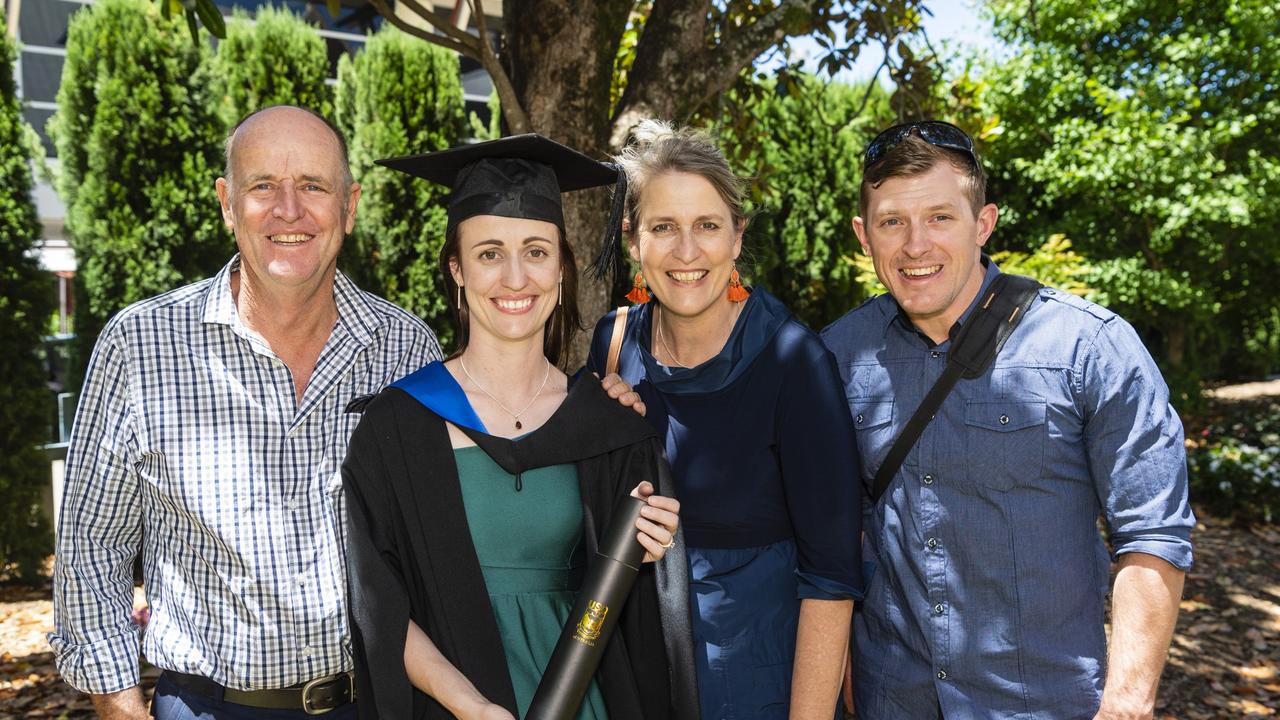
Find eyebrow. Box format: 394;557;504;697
472;236;556;248
645;213;728;223
241;173;331;185
875;202;959;217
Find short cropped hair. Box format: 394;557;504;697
223;105;354;200
858;134;987;219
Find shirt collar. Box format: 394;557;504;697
201;254;381;349
886;255;1001;347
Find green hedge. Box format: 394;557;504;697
0;16;55;580
212;6;333;128
50;0;226;385
1187;399;1280;524
335;27;466;348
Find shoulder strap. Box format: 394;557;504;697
870;274;1041;502
605;306;630;377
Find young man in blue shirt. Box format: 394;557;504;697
822;122;1193;720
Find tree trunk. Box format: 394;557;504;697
504;0;632;365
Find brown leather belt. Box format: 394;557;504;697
163;670;356;714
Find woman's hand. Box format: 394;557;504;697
472;703;517;720
600;373;646;417
630;481;680;562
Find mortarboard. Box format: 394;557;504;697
377;134;626;279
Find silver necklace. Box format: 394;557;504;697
656;303;743;369
459;357;552;430
655;306;690;368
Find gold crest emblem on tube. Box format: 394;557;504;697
573;600;609;646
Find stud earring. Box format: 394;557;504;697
626;271;650;304
726;264;750;302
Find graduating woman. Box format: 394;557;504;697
343;136;699;720
585;122;863;719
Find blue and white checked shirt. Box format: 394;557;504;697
50;256;441;693
821;260;1194;720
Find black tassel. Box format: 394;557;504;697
589;163;628;282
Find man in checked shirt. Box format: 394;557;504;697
48;105;435;718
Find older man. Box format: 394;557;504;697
822;122;1193;720
49;106;441;718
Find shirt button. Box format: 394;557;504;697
937;670;948;680
934;603;945;614
927;537;940;549
301;645;315;657
930;351;941;358
856;413;865;424
286;498;300;511
923;474;934;485
295;574;307;586
999;414;1010;425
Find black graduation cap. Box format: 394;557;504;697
377;134;626;279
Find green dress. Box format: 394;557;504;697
454;446;609;720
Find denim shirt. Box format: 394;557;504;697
821;261;1194;720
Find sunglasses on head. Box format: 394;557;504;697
862;120;980;172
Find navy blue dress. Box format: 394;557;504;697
587;289;862;719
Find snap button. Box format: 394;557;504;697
856;413;865;424
999;414;1010;425
923;474;934;485
937;670;947;680
927;537;940;549
934;603;944;614
930;351;941;358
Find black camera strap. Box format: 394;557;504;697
869;273;1042;502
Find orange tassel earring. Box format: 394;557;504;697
726;264;750;302
626;272;651;304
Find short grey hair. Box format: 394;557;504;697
613;119;750;232
223;105;354;201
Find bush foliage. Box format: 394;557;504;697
50;0;226;384
1187;399;1280;523
0;17;55;580
212;6;333;128
334;28;466;348
714;75;894;330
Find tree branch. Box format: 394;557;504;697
397;0;482;50
366;0;475;56
469;0;532;133
613;0;820;145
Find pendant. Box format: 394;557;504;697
515;420;523;430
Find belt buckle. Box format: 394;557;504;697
301;673;352;715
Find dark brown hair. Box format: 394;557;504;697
439;223;582;370
858;134;987;218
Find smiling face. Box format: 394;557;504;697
853;161;999;342
450;214;563;348
216;107;359;298
629;171;744;320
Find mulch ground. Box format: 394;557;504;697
1;510;1276;718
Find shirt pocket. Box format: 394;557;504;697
963;399;1046;491
849;397;895;482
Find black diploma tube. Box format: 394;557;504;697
525;495;648;720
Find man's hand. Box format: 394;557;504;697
90;686;148;719
1093;552;1185;720
599;373;646;416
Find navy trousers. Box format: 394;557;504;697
150;673;359;720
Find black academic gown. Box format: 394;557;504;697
343;375;700;720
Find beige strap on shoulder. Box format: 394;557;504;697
605;306;629;377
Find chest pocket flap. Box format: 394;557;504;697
963;399;1047;491
964;400;1046;432
850;398;894;430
